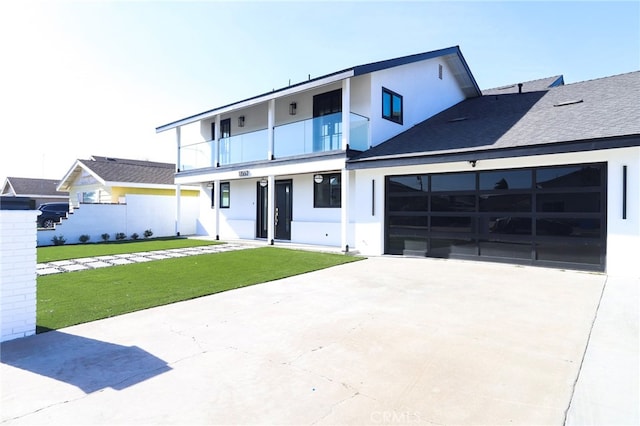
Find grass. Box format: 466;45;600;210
37;247;362;332
37;237;221;263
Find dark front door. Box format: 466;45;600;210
275;180;293;240
256;180;293;240
313;89;342;152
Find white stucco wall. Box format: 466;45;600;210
37;194;199;246
1;210;38;342
368;58;466;147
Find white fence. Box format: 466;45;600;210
37;194;199;247
1;209;38;342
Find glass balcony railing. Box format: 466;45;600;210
219;129;268;166
178;113;369;170
274;112;370;158
179;140;215;171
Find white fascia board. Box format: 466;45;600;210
175;158;347;185
57;161;106;192
156;70;354;133
104;182;199;190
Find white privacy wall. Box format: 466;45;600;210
1;210;38;342
37;194;199;247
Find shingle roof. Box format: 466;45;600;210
79;156;176;185
2;177;67;196
481;75;564;95
349;71;640;165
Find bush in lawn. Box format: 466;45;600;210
101;233;110;242
79;234;90;244
144;229;153;238
115;232;127;241
131;232;139;240
51;235;66;246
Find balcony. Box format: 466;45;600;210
178;113;369;171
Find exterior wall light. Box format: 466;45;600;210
259;178;268;187
289;102;297;115
238;116;245;127
314;174;324;184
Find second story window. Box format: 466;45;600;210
382;87;403;124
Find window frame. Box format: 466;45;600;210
313;173;342;208
219;182;230;208
382;87;403;125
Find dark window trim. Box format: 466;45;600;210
382;87;403;125
313;173;342;208
220;182;230;208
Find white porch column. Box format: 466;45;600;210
175;184;181;236
268;99;275;160
341;168;350;252
267;175;275;244
176;126;182;171
175;127;182;236
214;115;221;167
214;180;220;240
341;78;351;150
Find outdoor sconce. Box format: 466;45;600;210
259;178;268;187
313;174;324;184
238;116;245;127
289;102;297;115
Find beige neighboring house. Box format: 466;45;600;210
1;177;69;208
57;155;199;207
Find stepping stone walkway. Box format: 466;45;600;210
37;243;251;275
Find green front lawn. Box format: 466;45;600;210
37;247;362;332
38;237;221;263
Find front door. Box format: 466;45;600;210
256;180;293;240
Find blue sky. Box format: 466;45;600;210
1;1;638;183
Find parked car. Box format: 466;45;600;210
37;202;69;228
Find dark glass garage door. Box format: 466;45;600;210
385;163;606;271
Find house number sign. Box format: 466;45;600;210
238;170;250;177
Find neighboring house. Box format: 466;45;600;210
1;177;68;207
156;46;640;276
57;155;199;206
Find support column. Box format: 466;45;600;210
214;115;221;167
341;168;350;252
268;99;275;160
267;175;275;245
341;78;351;150
175;184;181;236
175;127;182;236
214;180;220;240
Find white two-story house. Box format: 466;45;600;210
158;46;640;276
156;46;480;251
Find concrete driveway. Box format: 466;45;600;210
0;256;620;424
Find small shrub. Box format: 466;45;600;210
131;232;139;240
79;234;90;244
144;229;153;238
101;233;110;242
115;232;127;241
51;235;66;246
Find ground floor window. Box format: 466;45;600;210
385;163;607;271
314;173;341;208
220;182;230;208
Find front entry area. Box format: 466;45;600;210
384;162;607;271
256;180;293;241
